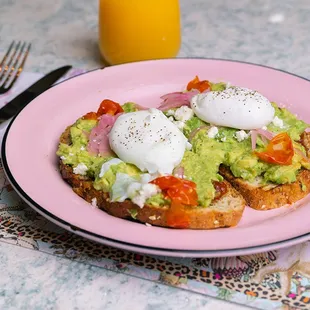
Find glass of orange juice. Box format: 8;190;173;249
98;0;181;65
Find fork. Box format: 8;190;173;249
0;41;31;94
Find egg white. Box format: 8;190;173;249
109;109;188;175
190;86;275;130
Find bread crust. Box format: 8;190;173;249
59;126;246;229
219;132;310;211
219;166;310;211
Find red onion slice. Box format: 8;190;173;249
188;125;210;142
294;147;310;163
256;129;275;140
250;130;258;150
158;90;199;111
173;166;185;178
87;113;120;156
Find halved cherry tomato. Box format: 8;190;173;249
151;176;198;205
150;176;198;228
186;76;211;93
255;132;294;165
97;99;124;116
166;201;190;229
82;112;98;120
167;184;198;205
150;175;183;190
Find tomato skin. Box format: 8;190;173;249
151;176;183;190
186;76;211;93
97;99;124;116
150;176;198;229
150;176;198;206
166;201;190;229
82;112;98;120
255;132;294;165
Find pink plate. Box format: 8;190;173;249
3;59;310;257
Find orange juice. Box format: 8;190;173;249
99;0;181;65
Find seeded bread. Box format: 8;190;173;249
219;132;310;211
58;126;246;229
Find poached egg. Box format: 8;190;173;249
190;86;275;130
109;109;188;175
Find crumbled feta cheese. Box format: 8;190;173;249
166;109;175;116
174;120;185;130
272;116;284;128
60;156;66;160
142;184;159;197
149;215;157;221
132;183;160;208
207;126;219;138
80;146;85;151
73;163;88;176
145;223;152;227
167;113;187;132
140;173;152;184
99;158;123;178
91;197;98;208
235;130;249;142
174;106;194;122
127;182;142;198
221;137;226;142
262;126;267;130
213;220;219;225
131;195;146;208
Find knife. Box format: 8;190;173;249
0;65;72;123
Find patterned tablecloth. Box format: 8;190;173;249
1;70;310;310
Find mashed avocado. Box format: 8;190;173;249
57;93;310;208
122;102;139;113
181;103;308;197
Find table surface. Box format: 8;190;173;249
1;0;310;309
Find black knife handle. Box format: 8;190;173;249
0;65;72;122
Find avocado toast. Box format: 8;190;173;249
56;77;310;229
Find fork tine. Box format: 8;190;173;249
0;41;21;83
0;41;31;94
0;41;14;72
2;42;26;87
3;43;31;91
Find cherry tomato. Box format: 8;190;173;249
97;99;124;116
186;76;211;93
255;132;294;165
166;201;190;229
82;112;98;120
151;176;198;206
167;185;198;205
150;175;183;190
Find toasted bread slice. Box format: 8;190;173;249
219;132;310;211
58;126;246;229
